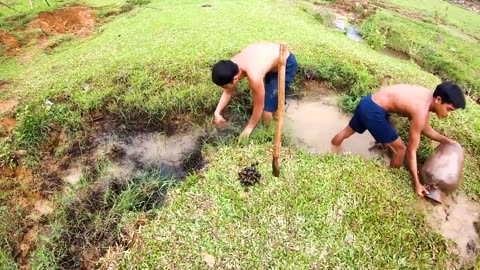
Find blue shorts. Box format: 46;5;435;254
263;52;298;112
349;95;399;144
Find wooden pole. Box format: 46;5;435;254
272;42;288;177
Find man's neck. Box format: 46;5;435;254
428;96;435;112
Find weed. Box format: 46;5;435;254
313;9;336;28
0;138;16;168
360;17;386;50
0;248;17;270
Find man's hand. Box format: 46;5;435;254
444;137;458;145
214;112;227;127
240;126;253;139
415;183;429;197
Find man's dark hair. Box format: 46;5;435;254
212;60;239;86
433;81;466;109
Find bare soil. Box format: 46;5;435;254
28;6;96;37
0;31;20;56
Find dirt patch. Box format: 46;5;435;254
0;31;20;56
28;6;96;37
0;81;9;92
418;193;480;268
449;0;480;13
320;0;377;23
0;117;16;134
0;100;19;114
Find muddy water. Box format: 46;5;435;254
94;129;204;180
417;194;480;265
285;85;390;164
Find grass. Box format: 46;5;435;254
119;143;455;269
0;0;479;268
383;0;480;38
29;160;177;269
360;10;480;98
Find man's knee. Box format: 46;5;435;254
388;139;406;168
262;111;273;124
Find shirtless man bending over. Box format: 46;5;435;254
211;42;297;138
331;81;465;197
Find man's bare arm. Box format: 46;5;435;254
245;78;265;130
214;89;233;115
407;116;428;196
422;124;453;144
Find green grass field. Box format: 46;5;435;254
1;0;479;269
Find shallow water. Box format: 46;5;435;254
285;86;389;164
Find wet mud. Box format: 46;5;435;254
417;194;480;267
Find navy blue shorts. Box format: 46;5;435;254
349;95;399;144
263;52;298;112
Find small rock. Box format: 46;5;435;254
16;149;27;156
202;253;215;267
34;200;54;216
344;232;355;245
82;83;90;91
45;99;53;107
201;4;212;8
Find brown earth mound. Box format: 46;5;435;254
0;31;20;56
0;100;18;113
28;6;96;37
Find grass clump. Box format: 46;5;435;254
360;16;386;50
119;143;454;269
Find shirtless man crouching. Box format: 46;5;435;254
211;42;298;138
331;81;466;197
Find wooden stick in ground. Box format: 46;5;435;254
272;43;288;177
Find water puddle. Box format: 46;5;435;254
417;194;480;266
97;128;205;180
285;82;389;164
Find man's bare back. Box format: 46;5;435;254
372;84;433;124
232;42;289;82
